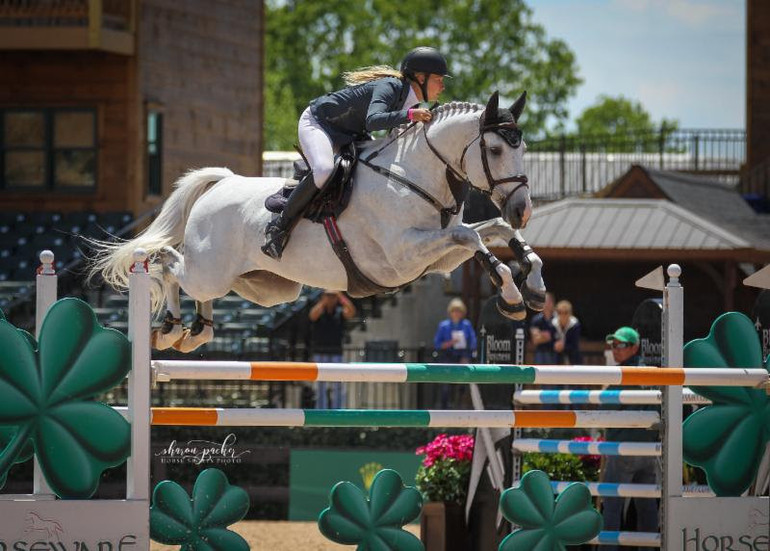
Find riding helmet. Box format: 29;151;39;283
400;47;450;77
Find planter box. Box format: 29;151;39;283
421;501;471;551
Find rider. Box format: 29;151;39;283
261;46;450;260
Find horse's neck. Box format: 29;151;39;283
388;110;479;199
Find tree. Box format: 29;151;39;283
265;0;582;150
570;95;679;153
575;95;678;137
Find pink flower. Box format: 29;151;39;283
572;436;604;469
416;434;475;467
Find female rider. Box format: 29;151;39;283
262;46;449;260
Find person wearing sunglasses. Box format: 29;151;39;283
602;326;659;549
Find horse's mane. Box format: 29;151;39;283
361;101;485;151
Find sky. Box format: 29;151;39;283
529;0;745;130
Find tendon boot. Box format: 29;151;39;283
261;172;319;260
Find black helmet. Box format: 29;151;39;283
400;47;450;78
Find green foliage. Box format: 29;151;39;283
319;469;423;551
265;0;581;145
522;452;599;482
415;457;471;505
571;95;679;152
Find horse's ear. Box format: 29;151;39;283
483;91;500;126
510;91;527;123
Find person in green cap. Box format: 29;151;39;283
602;325;659;549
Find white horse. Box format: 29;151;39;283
92;92;546;352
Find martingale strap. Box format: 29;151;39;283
322;215;412;298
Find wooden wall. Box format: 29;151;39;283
747;0;770;168
0;51;139;213
139;0;264;210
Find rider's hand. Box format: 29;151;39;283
409;108;432;123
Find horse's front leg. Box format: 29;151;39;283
470;218;546;312
402;225;525;321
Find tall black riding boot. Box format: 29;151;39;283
261;173;319;260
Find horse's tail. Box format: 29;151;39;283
89;167;234;314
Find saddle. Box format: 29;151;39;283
264;145;357;223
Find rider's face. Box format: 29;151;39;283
416;73;445;102
425;74;445;102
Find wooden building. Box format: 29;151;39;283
0;0;264;215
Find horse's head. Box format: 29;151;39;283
463;91;531;229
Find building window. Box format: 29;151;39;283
147;110;163;196
1;108;97;190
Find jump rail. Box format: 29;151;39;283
513;438;661;456
514;389;711;405
151;360;769;387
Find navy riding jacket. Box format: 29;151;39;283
310;77;413;147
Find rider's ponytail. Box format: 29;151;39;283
342;65;403;85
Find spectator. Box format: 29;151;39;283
553;300;582;365
434;298;477;364
309;290;356;408
529;292;557;364
601;326;659;548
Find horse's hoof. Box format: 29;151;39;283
496;295;527;321
171;326;213;353
521;282;546;312
152;327;183;351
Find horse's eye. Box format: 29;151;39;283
490;146;503;156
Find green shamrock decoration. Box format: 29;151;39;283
498;470;602;551
150;468;251;551
683;311;770;497
318;468;424;551
0;298;132;498
0;309;37;488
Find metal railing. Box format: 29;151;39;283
262;129;748;201
527;129;745;199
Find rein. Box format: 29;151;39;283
359;111;529;228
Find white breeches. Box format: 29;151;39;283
298;107;337;189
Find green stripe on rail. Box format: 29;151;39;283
304;409;432;427
404;364;537;384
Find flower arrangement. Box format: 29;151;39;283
415;433;475;505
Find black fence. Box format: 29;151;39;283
526;128;746;199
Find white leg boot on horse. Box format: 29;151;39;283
471;218;547;311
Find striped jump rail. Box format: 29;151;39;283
549;481;713;499
113;407;660;428
514;389;711;405
590;531;660;548
513;438;661;456
152;361;770;387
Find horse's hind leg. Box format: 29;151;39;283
173;300;215;353
151;278;184;350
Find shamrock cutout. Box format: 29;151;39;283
0;298;132;498
150;468;250;551
498;470;602;551
318;468;424;551
683;311;770;497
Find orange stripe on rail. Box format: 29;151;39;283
151;408;219;426
250;362;319;381
620;368;685;386
514;411;577;428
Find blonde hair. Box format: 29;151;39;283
342;65;403;85
556;300;573;315
447;298;467;315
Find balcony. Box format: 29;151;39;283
0;0;136;55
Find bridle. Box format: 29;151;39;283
359;109;529;228
458;117;529;213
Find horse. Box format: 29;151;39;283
91;91;546;352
